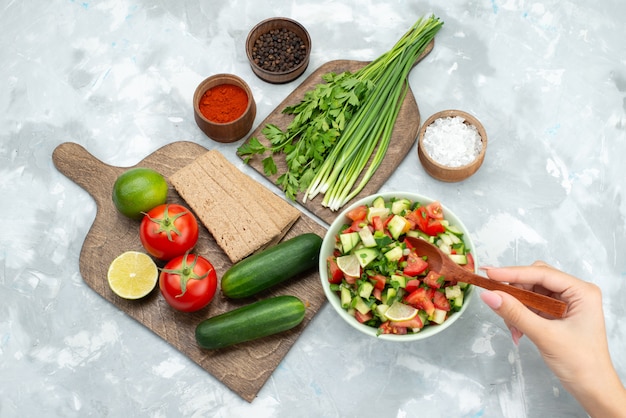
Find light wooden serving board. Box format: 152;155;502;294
52;141;327;403
239;53;430;225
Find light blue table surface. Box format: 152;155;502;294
2;1;625;417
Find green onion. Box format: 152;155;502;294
238;15;443;210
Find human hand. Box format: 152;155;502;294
480;261;626;417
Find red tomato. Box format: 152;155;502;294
378;321;408;335
140;204;199;260
424;219;446;236
404;278;421;294
372;216;384;232
424;270;444;289
404;252;428;276
406;203;446;236
426;201;444;220
433;291;451;311
406;207;428;232
369;274;387;290
343;274;358;284
159;253;217;312
391;316;424;330
404;287;435;316
355;310;373;323
346;205;368;222
327;257;344;284
341;219;364;233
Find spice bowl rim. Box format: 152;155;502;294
245;16;312;84
318;191;475;342
417;109;488;182
192;73;257;143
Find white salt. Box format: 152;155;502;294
422;116;483;167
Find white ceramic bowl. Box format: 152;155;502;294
319;191;476;341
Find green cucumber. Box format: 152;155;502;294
367;206;390;222
221;233;322;299
384;246;404;262
353;247;378;268
386;215;409;239
391;198;411;215
371;196;386;208
340;231;361;253
195;295;305;350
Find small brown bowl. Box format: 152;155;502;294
417;110;488;182
193;74;256;143
246;17;311;84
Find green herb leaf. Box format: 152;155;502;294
237;137;267;156
262;156;277;176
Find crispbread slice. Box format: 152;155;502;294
170;150;300;263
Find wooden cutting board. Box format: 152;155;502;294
52;141;327;402
239;48;431;224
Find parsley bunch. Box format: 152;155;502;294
238;71;373;201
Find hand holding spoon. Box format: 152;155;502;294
404;237;568;318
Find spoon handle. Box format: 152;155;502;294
468;275;568;318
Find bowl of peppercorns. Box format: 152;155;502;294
246;17;311;84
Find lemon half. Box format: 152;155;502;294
107;251;158;299
384;301;419;322
336;254;361;277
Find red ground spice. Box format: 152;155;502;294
199;84;248;123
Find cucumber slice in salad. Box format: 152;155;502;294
371;196;386;208
353;247;378;268
391;198;411;215
340;232;360;253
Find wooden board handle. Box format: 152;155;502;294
52;142;121;203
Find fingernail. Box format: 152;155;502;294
510;326;523;346
480;290;502;310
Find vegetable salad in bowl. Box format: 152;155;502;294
319;192;476;341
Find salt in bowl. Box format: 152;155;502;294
417;110;487;182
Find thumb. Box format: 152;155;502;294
480;290;546;344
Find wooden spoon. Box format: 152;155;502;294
404;237;568;318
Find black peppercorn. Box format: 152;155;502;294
251;28;307;73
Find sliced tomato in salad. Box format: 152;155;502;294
404;287;436;317
372;216;385;232
424;270;444;289
379;316;424;335
327;256;344;284
355;310;373;323
369;274;387;290
347;205;368;222
433;290;451;311
426;201;444;220
404;278;421;294
391;316;424;330
424;219;446;236
405;203;447;236
404;252;429;276
342;219;363;233
405;207;428;232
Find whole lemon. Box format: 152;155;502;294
112;167;168;219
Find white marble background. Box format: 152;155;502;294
1;0;625;417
